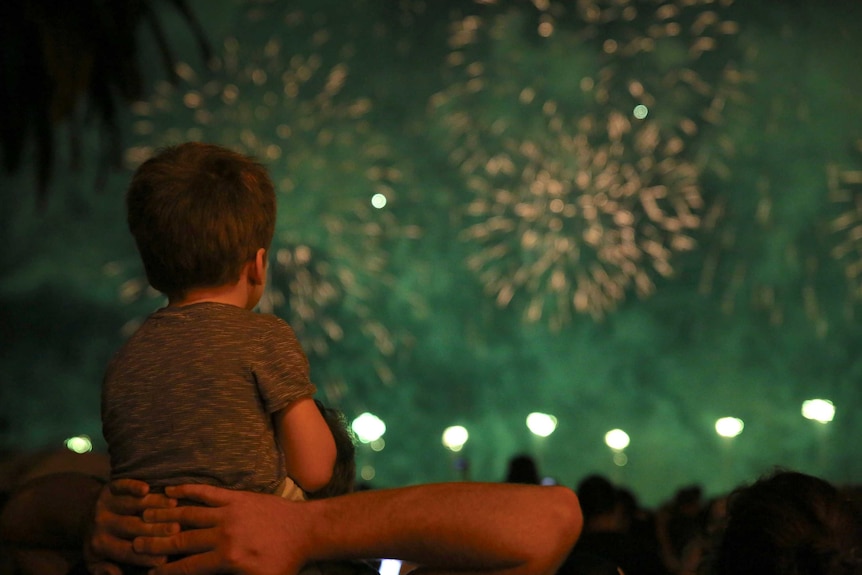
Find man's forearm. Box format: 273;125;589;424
302;483;582;574
136;482;581;575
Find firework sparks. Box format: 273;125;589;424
828;145;862;301
458;110;702;325
432;0;742;325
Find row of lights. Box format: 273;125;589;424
348;411;561;453
348;399;837;455
715;398;836;438
63;400;837;458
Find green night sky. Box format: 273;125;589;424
1;0;861;505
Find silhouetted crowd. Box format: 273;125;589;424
503;453;862;575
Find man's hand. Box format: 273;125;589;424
85;479;179;575
133;484;306;575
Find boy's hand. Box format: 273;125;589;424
85;479;180;575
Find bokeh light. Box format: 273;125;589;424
605;428;630;451
442;425;469;452
64;434;93;454
801;399;835;424
351;412;386;443
526;412;558;437
714;416;744;438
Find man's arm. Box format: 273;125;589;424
133;482;582;575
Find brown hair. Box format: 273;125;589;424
307;400;357;500
708;470;862;575
126;142;276;299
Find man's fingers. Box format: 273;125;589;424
144;520;182;537
102;514;148;539
102;511;179;539
90;534;167;567
134;528;217;556
143;505;220;529
151;551;224;575
85;561;123;575
105;480;176;515
164;483;233;506
107;493;177;515
109;479;151;497
141;492;178;508
104;495;145;516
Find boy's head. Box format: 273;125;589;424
126;142;276;300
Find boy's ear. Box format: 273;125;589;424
249;248;267;285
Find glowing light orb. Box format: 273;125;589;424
604;429;630;451
65;435;93;454
633;104;649;119
360;465;376;481
371;193;388;209
526;412;558;437
801;399;835;423
352;412;386;443
715;417;744;438
442;425;469;452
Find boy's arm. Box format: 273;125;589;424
274;396;337;493
134;482;583;575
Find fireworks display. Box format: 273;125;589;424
4;0;862;501
430;0;743;326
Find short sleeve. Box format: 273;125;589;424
252;316;317;414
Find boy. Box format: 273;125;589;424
102;142;336;503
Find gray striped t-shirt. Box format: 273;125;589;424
102;302;316;494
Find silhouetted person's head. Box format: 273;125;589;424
576;474;618;523
710;470;862;575
505;454;540;484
